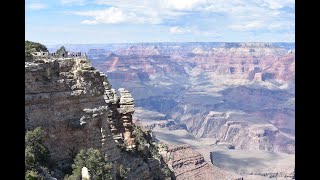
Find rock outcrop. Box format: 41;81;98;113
118;88;135;148
117;152;163;180
25;57;135;163
102;75;135;148
161;144;243;180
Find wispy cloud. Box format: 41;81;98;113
73;7;128;24
169;26;194;34
71;7;163;24
60;0;88;5
230;20;294;32
165;0;206;10
28;3;47;10
229;21;265;31
81;20;98;25
169;26;221;38
74;0;294;30
26;0;295;43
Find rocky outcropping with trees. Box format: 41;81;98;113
25;41;170;179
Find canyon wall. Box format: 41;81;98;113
88;42;295;154
25;57;135;163
161;145;243;180
26;56;239;179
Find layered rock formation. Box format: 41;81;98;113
161;145;242;180
86;43;295;154
83;42;295;178
173;108;295;154
25;57;135;163
88;42;295;87
118;88;135;148
102;78;135;148
210;149;295;179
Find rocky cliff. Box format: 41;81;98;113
25;58;120;162
171;107;295;154
25;57;163;179
161;145;243;180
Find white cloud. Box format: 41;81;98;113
71;0;294;36
93;0;191;23
81;20;97;25
169;26;194;34
72;7;163;24
165;0;206;10
267;21;293;31
230;20;294;32
73;7;128;24
230;21;265;31
261;0;294;9
169;26;221;37
60;0;88;5
28;3;47;10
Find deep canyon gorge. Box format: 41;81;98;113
81;42;295;179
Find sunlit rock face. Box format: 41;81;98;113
161;145;243;180
25;58;136;163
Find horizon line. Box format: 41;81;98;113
42;41;295;46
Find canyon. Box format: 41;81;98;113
25;52;243;179
80;42;295;179
43;42;295;179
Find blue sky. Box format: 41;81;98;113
25;0;295;45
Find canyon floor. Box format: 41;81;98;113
133;106;295;179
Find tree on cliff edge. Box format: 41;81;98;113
25;40;48;61
25;127;52;179
25;40;48;53
56;46;67;57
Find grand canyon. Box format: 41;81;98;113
43;42;295;179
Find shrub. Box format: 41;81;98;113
25;127;53;179
25;127;51;180
25;145;36;170
25;40;48;53
25;170;40;180
117;164;128;179
160;166;172;177
25;127;50;166
65;148;112;180
25;40;48;61
25;51;34;62
133;126;149;153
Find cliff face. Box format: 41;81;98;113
161;145;242;180
169;104;294;154
25;57;134;163
89;42;295;86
